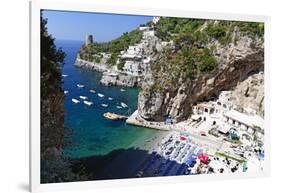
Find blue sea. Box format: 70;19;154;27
56;40;159;159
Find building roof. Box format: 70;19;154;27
224;110;264;130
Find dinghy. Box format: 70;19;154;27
72;98;80;104
108;97;113;100
83;100;93;106
64;91;69;94
120;102;128;108
120;88;125;92
97;93;104;97
101;104;108;107
89;89;96;93
79;96;88;100
116;106;122;109
77;84;85;88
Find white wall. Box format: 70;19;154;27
0;0;280;192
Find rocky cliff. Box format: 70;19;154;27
137;20;264;122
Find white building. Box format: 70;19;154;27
152;16;160;24
222;110;264;144
143;30;156;39
139;26;149;31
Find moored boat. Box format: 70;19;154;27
72;98;80;104
83;100;93;106
120;102;128;108
77;84;85;88
79;96;88;100
97;93;104;97
101;104;109;107
89;89;96;93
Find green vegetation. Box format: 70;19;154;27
150;17;264;93
80;29;143;65
236;22;264;38
156;17;264;45
41;15;65;154
155;17;205;41
117;60;125;70
151;46;217;92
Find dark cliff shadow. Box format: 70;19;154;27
70;147;192;182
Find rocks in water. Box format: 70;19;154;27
74;58;109;72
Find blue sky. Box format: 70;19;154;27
42;10;153;42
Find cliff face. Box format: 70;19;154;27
138;25;264;122
223;72;264;117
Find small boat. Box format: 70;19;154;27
89;89;96;93
79;96;88;100
108;97;113;100
64;90;69;94
77;84;85;88
72;98;80;104
103;112;127;120
116;106;122;109
62;74;68;77
97;93;104;97
83;100;93;106
120;88;126;92
101;104;108;107
120;102;128;108
103;112;119;120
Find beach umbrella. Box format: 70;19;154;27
180;136;188;140
198;154;209;164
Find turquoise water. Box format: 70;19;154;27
57;40;158;159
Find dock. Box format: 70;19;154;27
126;110;171;131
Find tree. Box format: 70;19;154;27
41;13;66;149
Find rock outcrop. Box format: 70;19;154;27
137;31;264;122
223;72;264;117
100;72;142;87
74;58;109;72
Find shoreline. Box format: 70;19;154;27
126;110;171;131
74;58;143;87
74;58;109;72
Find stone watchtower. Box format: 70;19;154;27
85;35;93;46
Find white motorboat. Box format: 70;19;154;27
79;96;88;100
120;88;125;92
108;97;113;100
72;98;80;104
64;90;69;94
83;100;93;106
120;102;128;108
116;106;122;109
62;74;68;77
77;84;85;88
97;93;104;97
89;89;96;93
101;104;108;107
